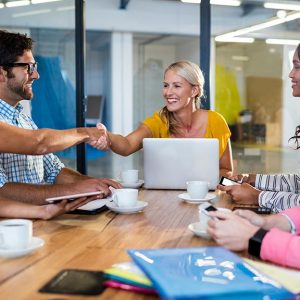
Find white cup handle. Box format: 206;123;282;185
0;229;3;247
112;194;119;207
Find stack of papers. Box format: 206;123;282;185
103;262;156;295
245;258;300;294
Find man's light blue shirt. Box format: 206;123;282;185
0;99;64;187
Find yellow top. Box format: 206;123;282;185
143;110;231;157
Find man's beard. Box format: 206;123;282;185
7;79;33;100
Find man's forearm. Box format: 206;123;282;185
54;167;90;184
0;198;43;219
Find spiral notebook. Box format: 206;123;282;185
128;247;294;300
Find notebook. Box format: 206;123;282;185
143;138;219;190
128;247;294;300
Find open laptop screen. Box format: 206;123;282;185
143;138;219;190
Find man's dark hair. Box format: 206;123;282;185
0;30;33;65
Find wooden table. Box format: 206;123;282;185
0;190;241;299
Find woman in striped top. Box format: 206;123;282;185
219;44;300;213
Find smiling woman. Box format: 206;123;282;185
94;60;233;177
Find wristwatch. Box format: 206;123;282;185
248;228;268;258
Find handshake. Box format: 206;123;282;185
85;123;111;151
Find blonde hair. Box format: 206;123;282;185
159;60;205;136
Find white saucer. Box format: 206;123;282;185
106;200;148;214
188;222;211;239
0;237;45;258
120;180;144;189
178;192;216;203
78;196;112;210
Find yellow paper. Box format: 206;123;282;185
245;258;300;294
104;267;153;287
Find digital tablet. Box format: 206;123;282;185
45;191;104;203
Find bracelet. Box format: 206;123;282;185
248;228;268;258
281;214;297;235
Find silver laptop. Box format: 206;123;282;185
143;138;219;190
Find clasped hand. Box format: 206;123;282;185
88;123;111;150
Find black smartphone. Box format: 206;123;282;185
219;176;241;186
232;206;272;215
68;205;109;215
39;269;106;296
199;203;218;220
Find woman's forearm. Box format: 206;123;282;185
108;125;151;156
263;214;291;232
219;142;233;177
109;133;138;156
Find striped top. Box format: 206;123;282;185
256;174;300;212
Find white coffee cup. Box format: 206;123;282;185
187;181;209;199
112;188;138;208
0;219;32;250
199;207;231;231
121;170;139;184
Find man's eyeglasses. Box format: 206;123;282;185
1;62;38;76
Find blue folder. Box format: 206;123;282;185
128;247;295;300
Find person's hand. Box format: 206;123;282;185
207;211;259;251
230;174;256;185
84;126;106;143
217;183;261;205
98;178;122;190
234;209;266;227
72;178;122;198
88;123;111;151
41;197;91;220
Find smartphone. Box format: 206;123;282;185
219;176;241;186
200;203;217;212
232;206;272;215
199;203;218;221
39;269;106;295
68;205;109;215
45;191;104;203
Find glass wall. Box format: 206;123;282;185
0;0;113;175
0;0;77;169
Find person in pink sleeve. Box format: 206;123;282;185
207;207;300;269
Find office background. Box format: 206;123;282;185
1;0;300;178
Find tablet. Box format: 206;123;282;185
45;191;104;203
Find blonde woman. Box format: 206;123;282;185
96;60;233;176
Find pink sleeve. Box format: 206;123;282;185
260;228;300;269
280;206;300;234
